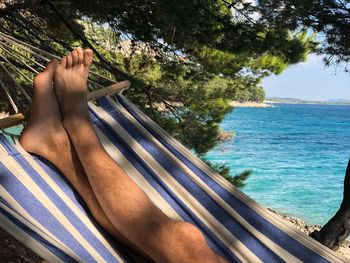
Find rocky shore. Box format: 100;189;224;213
1;209;349;261
268;209;350;259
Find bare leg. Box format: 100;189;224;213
19;58;142;255
54;48;227;263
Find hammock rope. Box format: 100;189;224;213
0;41;48;69
0;32;52;63
0;80;19;113
0;32;118;84
0;42;104;90
0;42;40;74
0;31;121;113
0;62;31;101
0;53;34;83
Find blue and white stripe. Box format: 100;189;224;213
0;135;129;262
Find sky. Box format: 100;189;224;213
262;54;350;101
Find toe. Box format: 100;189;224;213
77;47;84;64
33;72;52;92
33;60;57;88
83;49;93;67
66;53;73;68
44;59;58;75
72;50;79;66
59;56;67;68
33;73;45;89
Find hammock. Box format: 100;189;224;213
0;93;347;262
0;33;348;262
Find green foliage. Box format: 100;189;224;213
231;170;253;188
257;0;350;67
202;159;252;188
194;30;315;77
41;0;315;76
0;98;9;113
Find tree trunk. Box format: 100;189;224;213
310;159;350;250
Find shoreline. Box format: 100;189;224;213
265;100;350;106
269;209;350;259
229;101;273;108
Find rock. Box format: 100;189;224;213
20;255;32;262
154;101;184;112
269;208;350;259
8;244;17;249
218;131;234;141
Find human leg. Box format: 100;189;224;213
19;58;140;253
54;48;227;263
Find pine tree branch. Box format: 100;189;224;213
45;0;129;81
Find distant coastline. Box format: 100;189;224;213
229;101;273;108
230;98;350;108
266;97;350;106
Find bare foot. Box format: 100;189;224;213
19;60;70;161
54;47;93;124
20;58;141;255
20;58;97;219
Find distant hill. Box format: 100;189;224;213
325;98;350;103
266;97;350;105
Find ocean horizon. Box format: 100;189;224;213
205;103;350;225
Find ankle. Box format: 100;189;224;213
63;116;90;135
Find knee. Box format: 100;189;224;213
172;221;206;245
167;221;211;256
151;221;221;262
164;221;219;262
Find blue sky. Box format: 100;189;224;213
262;54;350;101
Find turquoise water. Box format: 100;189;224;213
3;125;23;135
205;103;350;225
1;125;23;141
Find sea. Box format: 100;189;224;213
205;103;350;225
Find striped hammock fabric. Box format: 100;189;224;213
0;94;348;263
